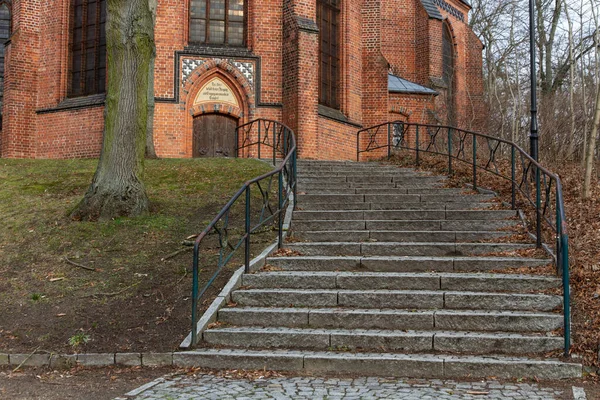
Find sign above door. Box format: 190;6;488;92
194;77;240;108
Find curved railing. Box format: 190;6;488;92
357;121;570;356
190;119;297;346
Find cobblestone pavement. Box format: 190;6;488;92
119;374;583;399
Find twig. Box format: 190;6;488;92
161;247;191;262
176;268;189;285
64;257;96;272
12;346;41;373
82;282;140;298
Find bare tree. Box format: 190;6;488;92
583;3;600;199
72;0;156;220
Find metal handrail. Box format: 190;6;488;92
190;119;297;347
357;121;570;356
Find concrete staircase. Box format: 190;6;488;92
187;160;581;379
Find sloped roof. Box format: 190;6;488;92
388;74;438;95
420;0;443;20
420;0;471;20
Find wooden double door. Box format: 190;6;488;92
193;114;238;158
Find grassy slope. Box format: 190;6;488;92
0;158;272;353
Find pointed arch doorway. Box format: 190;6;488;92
192;113;238;158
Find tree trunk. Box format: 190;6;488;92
145;0;158;159
71;0;156;221
583;80;600;199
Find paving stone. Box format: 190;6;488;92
172;349;304;371
434;310;563;332
304;353;444;378
77;353;115;366
218;307;309;327
308;308;434;330
9;353;50;367
49;354;77;369
115;353;142;366
141;353;173;366
0;353;8;365
444;356;582;379
338;290;444;309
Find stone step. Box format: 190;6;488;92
296;162;408;167
291;230;513;242
294;210;516;221
231;289;561;311
297;202;495;211
299;172;428;178
203;327;562;355
242;272;560;292
298;188;469;195
298;182;445;189
298;194;495;203
298;176;445;184
266;255;549;272
284;242;533;257
295;162;416;169
173;349;581;379
218;307;563;333
292;219;519;232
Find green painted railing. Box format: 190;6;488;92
190;119;297;347
358;121;571;356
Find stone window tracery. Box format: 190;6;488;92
189;0;245;46
69;0;107;97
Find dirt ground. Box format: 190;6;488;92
0;366;173;400
0;158;274;355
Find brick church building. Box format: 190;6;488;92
0;0;484;160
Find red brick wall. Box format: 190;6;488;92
315;117;359;161
36;107;104;159
389;93;436;124
0;0;485;160
1;0;41;158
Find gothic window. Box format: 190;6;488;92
189;0;245;46
69;0;106;97
318;0;340;109
0;2;10;112
442;23;455;124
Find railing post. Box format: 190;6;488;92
257;121;261;160
235;128;239;158
273;123;277;166
387;123;392;159
293;150;298;210
357;131;360;162
511;147;516;209
278;171;284;249
447;127;453;175
415;125;420;166
562;233;571;356
472;135;477;191
535;166;542;248
245;186;251;273
190;242;200;347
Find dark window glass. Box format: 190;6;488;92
442;24;455;124
189;0;245;46
0;2;10;115
70;0;106;97
318;0;340;109
442;24;454;86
